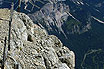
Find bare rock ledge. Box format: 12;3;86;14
0;9;75;69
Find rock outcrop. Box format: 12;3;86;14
0;9;75;69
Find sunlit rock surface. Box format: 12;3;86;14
0;9;75;69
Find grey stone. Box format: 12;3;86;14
0;9;75;69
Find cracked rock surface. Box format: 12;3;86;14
0;9;75;69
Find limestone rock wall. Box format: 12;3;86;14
0;9;75;69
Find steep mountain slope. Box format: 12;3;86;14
27;0;104;68
28;2;69;38
1;0;104;69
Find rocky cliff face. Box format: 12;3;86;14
28;2;69;38
28;1;91;39
0;9;75;69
